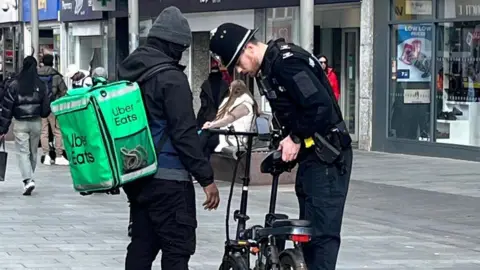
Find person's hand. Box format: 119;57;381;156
278;135;301;162
202;182;220;210
0;134;5;140
202;121;213;129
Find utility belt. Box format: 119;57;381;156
302;121;351;175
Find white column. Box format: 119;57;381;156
299;0;314;52
30;0;39;60
128;0;139;53
358;0;374;150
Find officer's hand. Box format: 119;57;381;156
278;136;301;162
202;182;220;210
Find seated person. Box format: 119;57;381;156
201;80;260;156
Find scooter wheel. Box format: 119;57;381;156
218;254;249;270
279;248;307;270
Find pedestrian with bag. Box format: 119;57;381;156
210;23;353;270
38;54;69;166
0;56;52;195
118;6;220;270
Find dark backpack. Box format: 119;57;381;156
39;75;54;98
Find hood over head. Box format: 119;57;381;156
117;38;186;82
147;6;192;47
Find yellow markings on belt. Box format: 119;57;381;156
304;137;314;148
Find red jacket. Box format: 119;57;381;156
326;68;340;101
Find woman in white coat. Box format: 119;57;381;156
202;79;260;154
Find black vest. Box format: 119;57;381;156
256;39;345;135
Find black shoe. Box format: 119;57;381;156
23;179;35;196
453;107;463;116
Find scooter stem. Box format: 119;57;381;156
269;174;280;214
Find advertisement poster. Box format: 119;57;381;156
396;24;432;82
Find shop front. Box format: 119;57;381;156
60;0;108;78
139;0;304;113
23;0;61;70
373;0;480;161
0;0;21;79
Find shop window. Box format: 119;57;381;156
391;0;432;21
266;7;300;44
388;24;433;140
438;0;480;19
434;22;480;147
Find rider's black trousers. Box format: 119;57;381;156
295;147;353;270
123;178;197;270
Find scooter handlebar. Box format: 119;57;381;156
205;128;258;137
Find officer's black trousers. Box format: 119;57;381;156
295;147;353;270
123;178;197;270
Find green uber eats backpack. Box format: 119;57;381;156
50;64;178;194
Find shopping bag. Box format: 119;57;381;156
0;139;7;181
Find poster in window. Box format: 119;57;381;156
396;24;432;82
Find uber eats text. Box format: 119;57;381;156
70;133;95;165
113;104;137;126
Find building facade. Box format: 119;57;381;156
371;0;480;161
22;0;61;70
0;0;21;79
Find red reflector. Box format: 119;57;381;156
290;234;310;243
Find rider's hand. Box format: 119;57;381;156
202;182;220;210
278;135;301;162
202;121;212;129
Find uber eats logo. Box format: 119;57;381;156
70;134;95;165
112;104;138;126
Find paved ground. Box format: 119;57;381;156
0;142;479;269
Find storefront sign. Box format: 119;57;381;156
60;0;103;22
404;0;432;15
140;0;359;17
0;0;19;23
92;0;115;11
23;0;59;22
455;0;480;18
396;24;433;82
404;89;430;104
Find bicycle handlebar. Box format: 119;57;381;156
205;128;258;137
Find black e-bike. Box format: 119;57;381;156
208;118;312;270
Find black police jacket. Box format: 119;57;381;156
256;38;344;140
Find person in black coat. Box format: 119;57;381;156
197;60;229;159
0;56;52;196
117;6;219;269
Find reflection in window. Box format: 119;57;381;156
266;7;299;44
435;22;480;147
389;24;433;140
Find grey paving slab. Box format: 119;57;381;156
0;143;479;269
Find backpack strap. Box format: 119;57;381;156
136;63;180;154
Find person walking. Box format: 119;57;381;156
38;54;69;165
0;56;52;195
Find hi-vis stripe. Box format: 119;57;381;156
51;98;89;113
97;84;138;102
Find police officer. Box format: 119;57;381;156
209;23;353;270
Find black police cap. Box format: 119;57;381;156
209;23;258;74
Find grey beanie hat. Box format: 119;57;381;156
147;6;192;47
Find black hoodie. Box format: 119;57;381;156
118;38;214;187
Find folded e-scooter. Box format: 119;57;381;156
208;118;311;270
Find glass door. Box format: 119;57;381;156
341;28;360;142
